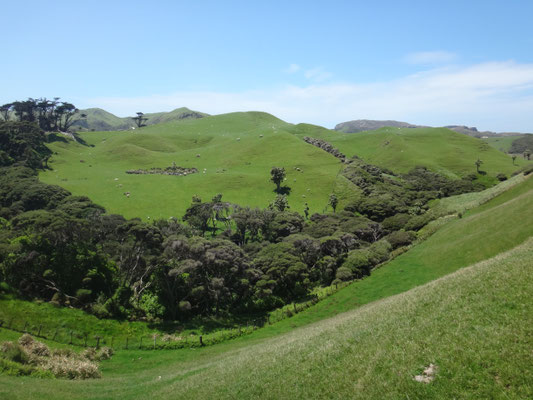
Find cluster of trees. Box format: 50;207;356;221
341;156;484;222
0;98;81;132
0;121;487;323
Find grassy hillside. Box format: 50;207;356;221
484;135;522;153
4;174;530;350
1;238;531;399
71;107;208;132
41;112;344;219
289;124;527;180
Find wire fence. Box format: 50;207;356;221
0;280;352;351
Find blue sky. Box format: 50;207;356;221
2;0;533;131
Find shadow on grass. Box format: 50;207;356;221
274;186;292;195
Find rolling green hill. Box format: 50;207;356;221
70;107;208;132
484;135;523;153
1;214;531;399
2;167;532;399
41;112;344;219
42;112;530;220
289;124;527;181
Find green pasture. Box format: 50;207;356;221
289;124;527;180
41;112;344;219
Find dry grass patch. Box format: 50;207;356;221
0;334;113;379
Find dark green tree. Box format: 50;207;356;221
132;112;148;128
270;167;286;192
475;158;483;173
329;193;338;212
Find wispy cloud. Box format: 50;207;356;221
405;51;457;65
83;61;533;132
284;63;301;74
304;67;332;82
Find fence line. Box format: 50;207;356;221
0;280;353;351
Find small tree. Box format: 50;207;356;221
512;155;517;165
329;193;338;213
270;167;286;192
132;112;148;128
475;158;483;173
270;194;290;212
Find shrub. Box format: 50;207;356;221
367;240;392;266
335;266;353;281
385;230;416;250
382;213;411;232
496;173;508;181
341;249;372;278
1;342;29;364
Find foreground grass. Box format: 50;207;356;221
1;238;531;399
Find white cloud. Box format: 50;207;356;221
284;63;301;74
82;61;533;132
405;51;457;65
304;67;332;82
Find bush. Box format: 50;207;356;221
496;173;508;181
382;213;411;232
341;250;372;278
1;342;29;364
335;266;353;282
367;240;392;266
385;230;416;250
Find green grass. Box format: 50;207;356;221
41;112;344;219
1;238;531;399
3;174;531;348
484;135;522;153
0;174;531;398
289;124;528;180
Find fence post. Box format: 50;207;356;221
84;333;88;347
96;336;101;349
69;331;73;345
139;336;143;349
199;335;204;346
125;337;129;350
37;324;43;337
53;329;58;341
23;321;28;333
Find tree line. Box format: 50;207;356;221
0;120;486;323
0;98;81;132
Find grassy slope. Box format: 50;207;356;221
41;112;344;219
141;108;209;125
484;135;521;153
289;124;527;180
1;239;531;399
3;174;531;345
71;107;208;131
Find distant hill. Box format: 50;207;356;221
71;107;208;131
334;119;528;138
334;119;419;133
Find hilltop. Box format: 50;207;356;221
70;107;208;131
334;119;419;133
334;119;529;138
